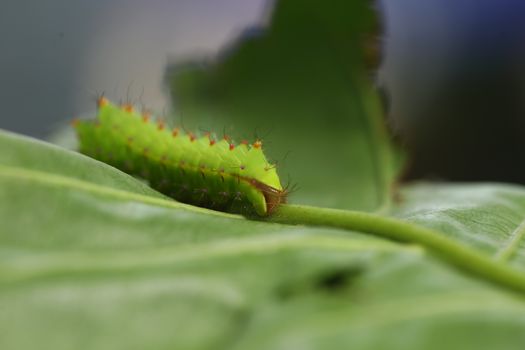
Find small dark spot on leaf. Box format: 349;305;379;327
276;265;364;301
315;267;363;292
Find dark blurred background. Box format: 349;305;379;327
381;0;525;183
1;0;525;183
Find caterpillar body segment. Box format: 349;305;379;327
74;98;286;216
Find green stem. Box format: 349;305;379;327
268;204;525;294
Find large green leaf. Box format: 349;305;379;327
166;0;397;212
3;130;525;349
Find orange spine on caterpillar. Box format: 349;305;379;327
73;97;287;216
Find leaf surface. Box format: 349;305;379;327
2;131;525;349
396;183;525;268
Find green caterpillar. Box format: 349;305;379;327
73;97;287;216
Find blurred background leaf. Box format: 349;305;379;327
166;0;399;212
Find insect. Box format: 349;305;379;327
73;97;287;216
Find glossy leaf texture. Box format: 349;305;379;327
396;183;525;268
3;130;525;349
